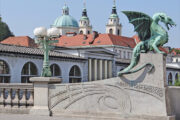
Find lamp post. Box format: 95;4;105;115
33;27;59;77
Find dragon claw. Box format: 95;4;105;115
158;51;167;55
117;72;123;77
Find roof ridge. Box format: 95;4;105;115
0;43;85;59
11;36;30;38
106;34;114;45
0;43;38;49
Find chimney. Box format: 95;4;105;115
89;31;99;44
83;35;88;40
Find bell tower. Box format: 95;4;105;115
79;1;92;34
106;0;122;36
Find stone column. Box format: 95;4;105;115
108;61;112;78
104;60;108;79
88;59;92;81
172;72;175;85
94;59;97;81
30;77;61;115
99;60;103;80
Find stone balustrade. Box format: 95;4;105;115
0;83;34;108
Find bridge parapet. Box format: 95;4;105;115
0;83;34;113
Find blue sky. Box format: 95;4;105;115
1;0;180;48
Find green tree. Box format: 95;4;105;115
0;17;14;41
174;49;180;54
174;74;180;86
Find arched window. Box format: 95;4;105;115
88;31;90;34
117;29;120;35
21;62;38;83
0;60;10;83
50;64;61;77
80;30;83;34
168;73;173;85
69;65;81;83
109;29;113;34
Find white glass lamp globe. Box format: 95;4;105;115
47;27;59;37
34;27;47;37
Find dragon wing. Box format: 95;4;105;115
122;11;153;41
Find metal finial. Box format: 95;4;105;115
64;0;67;6
113;0;116;5
83;0;86;8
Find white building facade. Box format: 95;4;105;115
0;44;87;83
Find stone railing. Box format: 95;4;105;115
0;83;34;108
168;86;180;120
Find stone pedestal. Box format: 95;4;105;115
30;77;61;116
47;53;175;120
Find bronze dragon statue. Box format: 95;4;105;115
118;11;176;76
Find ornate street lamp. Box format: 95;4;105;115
33;27;59;77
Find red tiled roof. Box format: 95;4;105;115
1;36;37;47
132;35;141;44
174;48;180;50
171;49;177;56
170;48;180;56
57;34;136;48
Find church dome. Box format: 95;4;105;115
53;15;79;28
52;4;79;28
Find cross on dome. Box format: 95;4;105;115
83;0;86;8
113;0;116;6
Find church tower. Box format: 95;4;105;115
79;1;92;34
106;0;122;36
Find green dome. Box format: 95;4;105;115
52;15;79;28
109;14;118;19
80;16;89;20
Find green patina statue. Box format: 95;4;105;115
118;11;176;76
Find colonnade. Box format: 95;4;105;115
88;59;112;81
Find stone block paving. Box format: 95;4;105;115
0;114;123;120
0;114;85;120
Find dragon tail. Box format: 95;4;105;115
117;42;154;76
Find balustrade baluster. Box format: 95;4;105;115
26;89;34;107
3;88;6;107
2;88;5;107
12;89;19;108
0;84;34;109
5;88;11;107
0;88;3;107
19;89;27;108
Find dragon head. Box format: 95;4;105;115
155;13;176;30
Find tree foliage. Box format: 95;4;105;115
174;49;180;54
0;17;14;41
174;74;180;86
